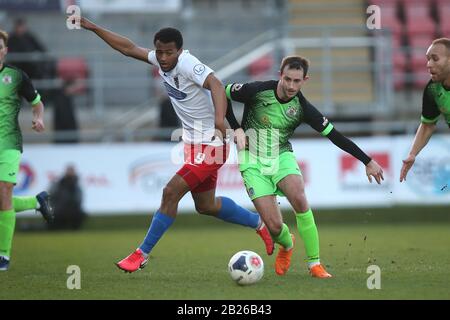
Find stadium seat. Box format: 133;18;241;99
247;54;274;78
409;35;434;49
413;70;431;89
57;57;89;95
437;3;450;36
440;22;450;36
382;16;403;38
410;48;427;69
405;18;436;37
368;0;398;5
379;3;398;16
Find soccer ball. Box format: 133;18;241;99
228;250;264;285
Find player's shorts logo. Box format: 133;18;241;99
247;187;255;197
2;75;12;85
193;64;206;75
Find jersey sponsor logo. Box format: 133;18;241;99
261;115;270;125
174;76;180;89
231;83;243;92
322;117;329;127
193;64;206;75
286;105;298;118
2;75;12;85
163;81;187;100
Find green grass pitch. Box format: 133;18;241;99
1;207;449;300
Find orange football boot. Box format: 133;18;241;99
274;234;295;275
309;264;332;278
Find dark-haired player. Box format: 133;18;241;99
78;18;274;273
226;56;384;278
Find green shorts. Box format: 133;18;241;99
238;150;301;200
0;149;21;184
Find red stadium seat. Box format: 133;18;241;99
379;3;398;17
410;48;427;70
441;22;450;36
413;70;431;89
382;16;403;37
438;5;450;36
393;51;407;69
409;35;434;49
400;0;434;10
57;57;89;95
404;5;431;19
369;0;398;5
405;17;436;37
248;54;274;78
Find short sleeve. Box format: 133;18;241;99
421;81;441;124
148;50;158;66
18;70;40;105
178;53;213;87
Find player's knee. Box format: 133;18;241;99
266;218;283;235
195;203;216;215
161;185;178;205
0;184;12;210
292;192;308;211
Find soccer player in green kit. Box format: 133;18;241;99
226;56;384;278
401;38;450;182
0;30;53;271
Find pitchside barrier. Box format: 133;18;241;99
15;135;450;215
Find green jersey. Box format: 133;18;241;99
421;80;450;128
0;64;41;152
225;80;334;158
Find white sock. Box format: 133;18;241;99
138;249;149;258
256;219;264;231
308;261;320;269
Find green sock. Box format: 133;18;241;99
295;208;320;264
271;223;293;250
13;196;37;213
0;209;16;258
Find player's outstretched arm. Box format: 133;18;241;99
31;101;45;133
365;159;384;185
400;123;435;182
79;17;150;63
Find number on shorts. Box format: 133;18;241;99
194;152;206;164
